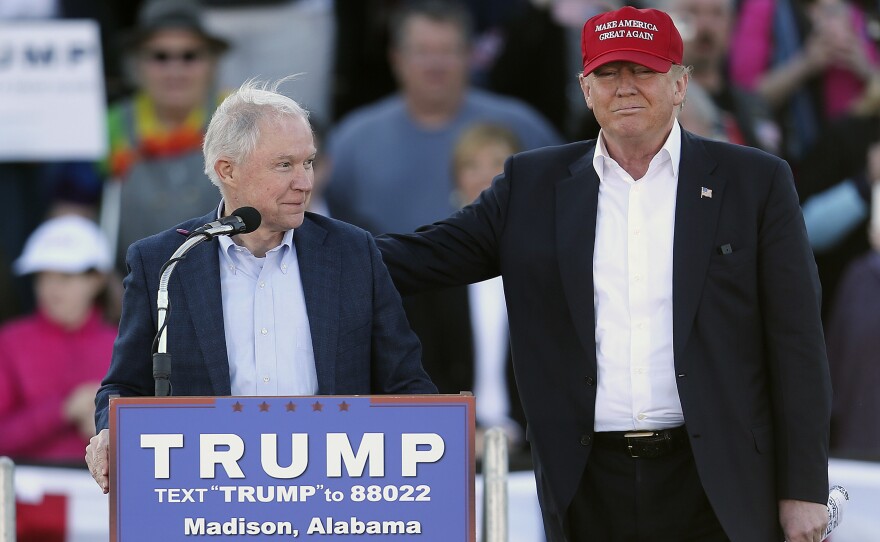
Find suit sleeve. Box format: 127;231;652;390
376;158;512;295
94;243;157;431
759;159;832;503
365;232;438;395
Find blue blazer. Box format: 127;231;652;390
378;130;832;542
96;210;436;430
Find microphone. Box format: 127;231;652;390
192;206;262;237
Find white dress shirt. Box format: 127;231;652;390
217;209;318;396
591;121;685;432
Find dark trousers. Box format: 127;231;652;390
565;434;730;542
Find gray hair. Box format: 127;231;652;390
203;77;310;187
670;63;693;81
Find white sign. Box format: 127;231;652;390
0;20;107;160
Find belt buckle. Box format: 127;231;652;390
624;431;658;458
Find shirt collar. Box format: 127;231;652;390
592;120;682;180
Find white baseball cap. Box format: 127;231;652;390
13;215;112;276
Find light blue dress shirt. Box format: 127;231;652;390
217;221;318;396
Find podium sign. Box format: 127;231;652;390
110;395;474;541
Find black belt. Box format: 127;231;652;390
592;426;689;458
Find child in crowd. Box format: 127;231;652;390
0;216;118;463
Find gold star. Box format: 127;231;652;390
232;401;243;412
338;401;350;412
312;401;323;412
286;401;296;412
259;401;270;412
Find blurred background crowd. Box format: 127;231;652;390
1;0;879;485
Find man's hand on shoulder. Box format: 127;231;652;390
85;428;110;494
779;499;828;542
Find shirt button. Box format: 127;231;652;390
259;281;265;289
263;377;270;383
261;328;268;335
580;435;592;446
281;264;288;274
633;274;641;282
637;413;647;421
584;376;595;386
633;229;641;236
634;367;644;375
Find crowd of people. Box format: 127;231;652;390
0;1;878;536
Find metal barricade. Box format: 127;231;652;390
482;427;509;542
0;456;14;542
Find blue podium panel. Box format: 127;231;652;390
109;395;475;541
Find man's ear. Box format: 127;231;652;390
579;75;594;110
214;158;235;188
674;73;689;107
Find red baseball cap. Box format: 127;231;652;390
581;6;683;76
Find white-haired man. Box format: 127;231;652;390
85;80;437;492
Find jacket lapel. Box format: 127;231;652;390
177;213;232;395
556;147;601;367
672;132;724;370
293;217;337;394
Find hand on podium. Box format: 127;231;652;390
85;428;110;493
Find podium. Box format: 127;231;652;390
109;395;474;541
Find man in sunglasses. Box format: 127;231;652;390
102;0;230;273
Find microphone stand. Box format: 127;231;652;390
153;233;211;396
151;208;259;397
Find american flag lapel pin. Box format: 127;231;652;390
700;186;713;199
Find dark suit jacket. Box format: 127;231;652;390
377;130;832;542
96;210;436;430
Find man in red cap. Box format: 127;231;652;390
378;6;831;542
